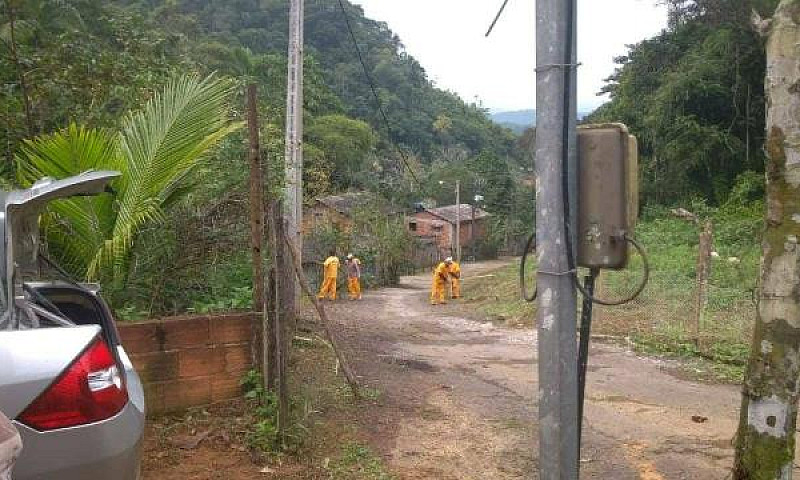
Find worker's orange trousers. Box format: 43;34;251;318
430;279;447;305
450;278;461;299
318;277;337;300
348;277;362;300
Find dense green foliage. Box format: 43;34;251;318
589;0;776;206
0;0;525;315
114;0;514;162
16;74;241;289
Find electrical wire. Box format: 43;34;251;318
577;269;597;455
335;0;422;187
485;0;511;37
519;230;537;302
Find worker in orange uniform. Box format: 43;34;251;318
317;251;340;301
448;259;461;299
430;257;453;305
346;253;362;300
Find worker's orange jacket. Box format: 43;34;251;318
323;256;340;279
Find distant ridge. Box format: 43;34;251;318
490;110;536;134
490;109;591;134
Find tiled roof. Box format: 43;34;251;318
424;204;490;224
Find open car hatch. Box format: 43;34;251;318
0;171;120;329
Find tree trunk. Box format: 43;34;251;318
733;3;800;478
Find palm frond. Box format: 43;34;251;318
97;73;241;279
15;74;242;282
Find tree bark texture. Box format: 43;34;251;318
734;2;800;478
246;84;265;313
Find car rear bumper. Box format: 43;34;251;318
12;395;145;480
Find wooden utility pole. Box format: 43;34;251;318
284;0;304;313
246;84;265;314
734;3;800;477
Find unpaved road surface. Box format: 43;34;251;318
327;260;794;479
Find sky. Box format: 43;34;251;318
351;0;668;113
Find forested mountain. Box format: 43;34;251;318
589;0;778;206
0;0;514;171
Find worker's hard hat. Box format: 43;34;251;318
445;257;453;263
347;253;353;259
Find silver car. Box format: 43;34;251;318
0;172;145;479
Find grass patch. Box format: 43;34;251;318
327;442;394;480
459;260;536;327
630;335;747;383
457;210;760;383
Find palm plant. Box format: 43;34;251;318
15;73;242;283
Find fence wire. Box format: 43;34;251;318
591;248;757;359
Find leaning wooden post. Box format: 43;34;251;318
692;220;713;348
734;3;800;477
283;232;361;400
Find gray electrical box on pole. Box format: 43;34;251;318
534;0;579;477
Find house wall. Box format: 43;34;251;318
408;212;490;258
118;313;259;415
408;211;452;256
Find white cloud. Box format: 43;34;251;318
351;0;668;113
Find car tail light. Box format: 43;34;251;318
17;337;128;431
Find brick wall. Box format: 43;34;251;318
118;313;260;415
409;211;452;256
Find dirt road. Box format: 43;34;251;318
326;260;783;479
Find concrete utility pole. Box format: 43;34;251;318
534;0;579;477
285;0;304;310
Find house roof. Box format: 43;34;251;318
315;192;390;216
423;204;490;224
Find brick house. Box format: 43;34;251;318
407;204;491;258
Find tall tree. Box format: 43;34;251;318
733;2;800;478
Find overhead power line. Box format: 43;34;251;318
485;0;511;37
335;0;422;187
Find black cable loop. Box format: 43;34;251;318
520;230;537;302
573;235;650;306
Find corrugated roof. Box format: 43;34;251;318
424;204;490;224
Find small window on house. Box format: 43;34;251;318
432;224;443;232
409;221;417;232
